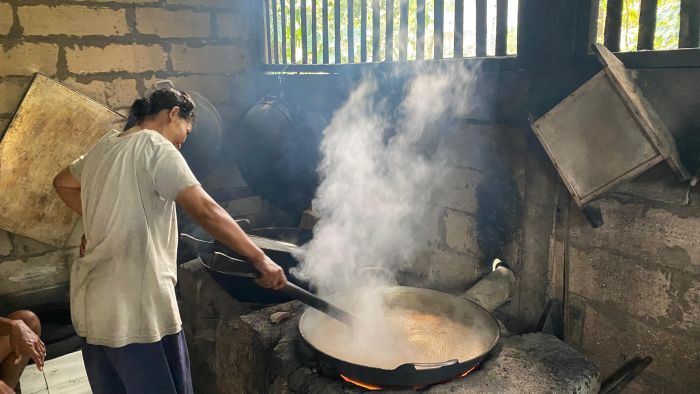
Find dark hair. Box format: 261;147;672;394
127;88;196;126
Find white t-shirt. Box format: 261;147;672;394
69;128;200;347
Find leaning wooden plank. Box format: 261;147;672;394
0;74;125;246
593;44;690;180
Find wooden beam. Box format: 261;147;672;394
399;0;408;61
416;0;425;60
476;0;487;56
495;0;508;56
323;0;329;64
334;0;341;63
434;0;444;59
680;0;700;48
604;0;622;52
372;0;380;61
312;0;318;63
361;0;367;62
272;0;279;63
290;0;296;62
575;0;599;56
638;0;657;50
386;0;394;61
301;0;308;63
263;0;272;63
454;0;463;58
281;0;287;63
348;0;355;63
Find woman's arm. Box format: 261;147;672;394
53;167;82;214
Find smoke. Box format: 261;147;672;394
293;63;479;293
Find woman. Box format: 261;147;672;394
53;88;286;393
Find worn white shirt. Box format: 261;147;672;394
69;128;199;347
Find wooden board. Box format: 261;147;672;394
0;74;125;247
593;44;690;181
531;46;691;208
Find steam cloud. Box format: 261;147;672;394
293;64;482;367
294;63;479;294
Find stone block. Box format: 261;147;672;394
66;44;167;74
0;230;11;256
144;74;231;104
216;302;304;394
568;246;672;320
217;12;252;41
0;78;28;114
18;5;128;37
11;235;54;256
443;124;527;173
426;247;482;292
569;199;700;270
680;279;700;333
170;44;249;74
135;8;210;38
288;333;599;394
444;208;480;255
61;77;138;109
430;166;481;215
0;43;59;77
0;251;73;295
0;3;12;35
582;304;700;392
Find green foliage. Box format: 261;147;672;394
596;0;682;52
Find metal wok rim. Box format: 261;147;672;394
298;286;500;375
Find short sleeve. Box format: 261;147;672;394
152;142;200;201
69;155;85;181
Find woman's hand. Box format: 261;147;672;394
9;320;45;371
252;255;287;290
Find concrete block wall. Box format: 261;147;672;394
0;0;257;296
550;169;700;392
399;123;528;295
543;68;700;393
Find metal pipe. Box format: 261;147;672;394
461;259;515;313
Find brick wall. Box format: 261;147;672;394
0;0;257;296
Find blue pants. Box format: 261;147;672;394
81;331;194;394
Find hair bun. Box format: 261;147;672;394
130;96;151;119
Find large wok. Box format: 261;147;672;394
180;228;311;303
299;286;500;388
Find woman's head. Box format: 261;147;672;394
127;88;196;149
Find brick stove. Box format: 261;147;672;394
179;259;600;393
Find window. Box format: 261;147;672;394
595;0;699;52
261;0;519;65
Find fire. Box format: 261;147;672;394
340;365;478;390
460;365;477;377
340;375;383;390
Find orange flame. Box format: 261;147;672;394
459;365;477;377
340;375;383;390
340;365;478;390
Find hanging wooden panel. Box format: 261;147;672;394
0;74;125;246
